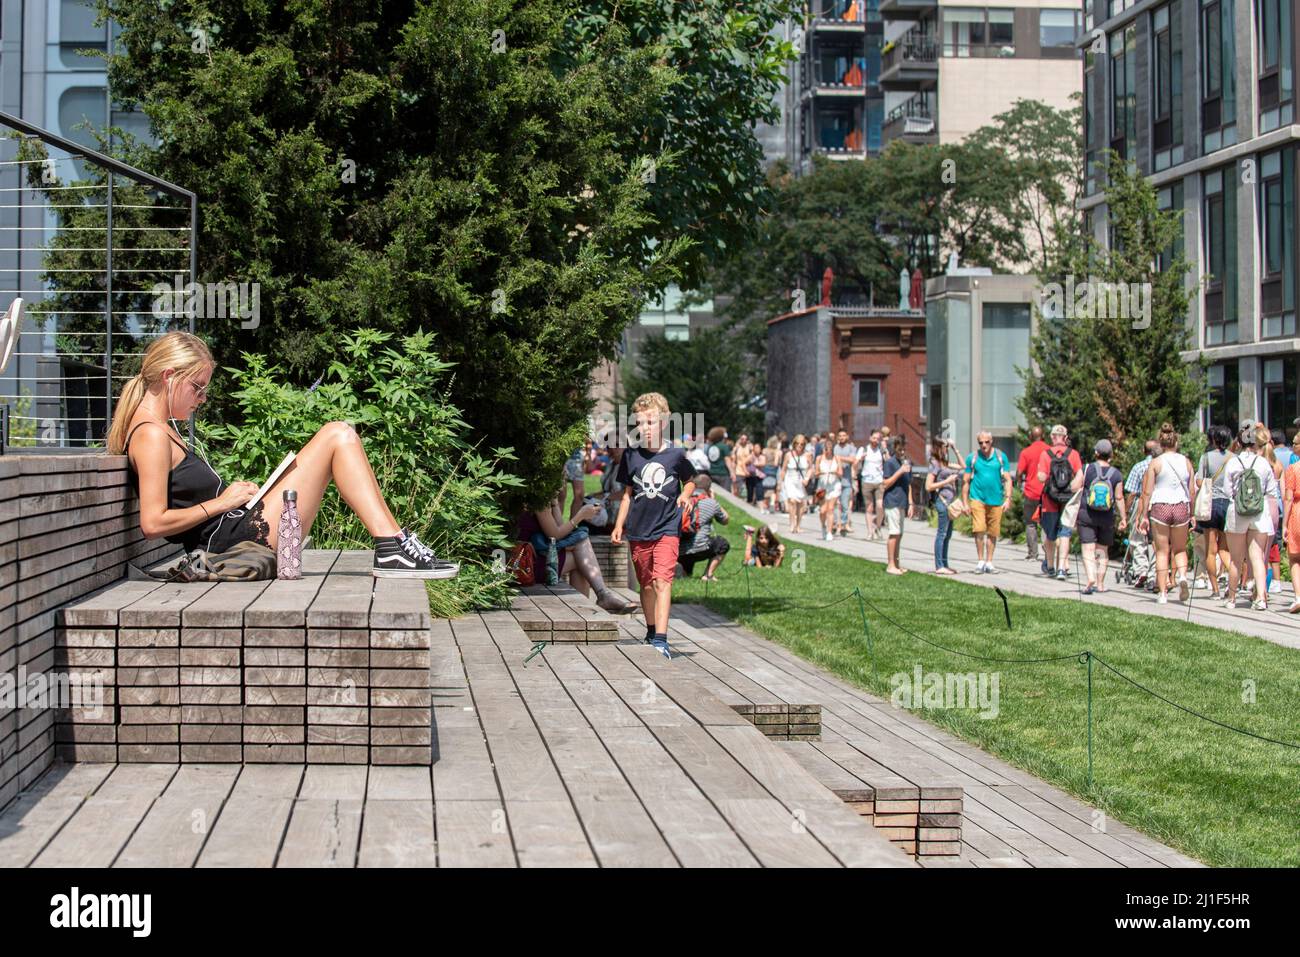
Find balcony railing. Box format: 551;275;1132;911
812;0;868;23
883;96;935;139
885;95;933;125
814;58;869;87
881;31;938;76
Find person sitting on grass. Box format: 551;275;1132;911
678;474;730;581
516;489;639;614
743;525;785;567
107;331;457;579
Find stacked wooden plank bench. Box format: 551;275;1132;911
509;584;620;641
1;454;178;812
53;549;434;766
777;741;963;856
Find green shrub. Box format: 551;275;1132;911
200;329;522;617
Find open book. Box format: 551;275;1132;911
244;452;297;511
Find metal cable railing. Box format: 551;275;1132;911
0;109;197;452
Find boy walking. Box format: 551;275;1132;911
612;392;697;659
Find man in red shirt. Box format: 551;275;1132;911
1016;425;1050;563
1036;424;1083;581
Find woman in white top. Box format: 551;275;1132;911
1137;422;1198;605
1223;424;1280;611
815;443;842;541
778;434;812;534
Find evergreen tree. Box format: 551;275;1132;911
1019;154;1202;465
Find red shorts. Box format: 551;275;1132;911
630;536;680;586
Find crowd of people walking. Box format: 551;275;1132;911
713;419;1300;614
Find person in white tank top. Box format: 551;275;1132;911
1137;426;1198;605
1223;424;1280;610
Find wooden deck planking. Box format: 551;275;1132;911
32;763;177;867
484;623;678;867
115;764;241;868
196;765;304;868
357;766;439;867
278;765;369;868
0;763;115;866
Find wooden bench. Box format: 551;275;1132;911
54;549;434;767
510;584;620;641
1;454;178;811
778;740;964;857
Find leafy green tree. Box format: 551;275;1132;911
566;0;801;288
620;327;763;440
700;99;1090;436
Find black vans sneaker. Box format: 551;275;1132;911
372;530;460;579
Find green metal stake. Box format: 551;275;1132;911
744;561;754;617
854;586;873;669
524;640;548;666
1085;651;1094;788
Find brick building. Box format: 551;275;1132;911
766;303;927;444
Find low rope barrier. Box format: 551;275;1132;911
692;554;1300;787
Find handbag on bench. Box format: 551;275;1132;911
129;540;278;583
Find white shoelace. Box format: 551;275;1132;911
401;533;438;564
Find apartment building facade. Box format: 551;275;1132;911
1082;0;1299;432
879;0;1083;144
773;0;887;174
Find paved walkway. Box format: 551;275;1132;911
719;490;1300;653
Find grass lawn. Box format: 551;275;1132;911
672;512;1300;867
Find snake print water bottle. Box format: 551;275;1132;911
277;489;303;580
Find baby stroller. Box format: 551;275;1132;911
1113;536;1142;587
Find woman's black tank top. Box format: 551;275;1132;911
123;421;226;550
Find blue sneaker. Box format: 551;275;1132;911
650;637;672;659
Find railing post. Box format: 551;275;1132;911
105;171;113;442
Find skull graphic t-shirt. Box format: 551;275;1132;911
615;445;697;541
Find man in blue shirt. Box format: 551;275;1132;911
963;431;1013;574
881;437;913;575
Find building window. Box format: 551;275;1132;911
858;379;883;409
1207;361;1239;428
1201;0;1238;152
59;0;107;69
942;9;1015;58
1257;0;1295;131
1203;167;1238;345
1110;26;1137;164
1260;148;1296;338
1156;181;1186;274
1152;3;1184;171
981;303;1031;431
1264;358;1298;433
1109;0;1136;18
1040;10;1079;49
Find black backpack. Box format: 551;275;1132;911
1046;449;1075;504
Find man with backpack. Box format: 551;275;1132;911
963;430;1013;574
678;473;731;580
1076;440;1128;594
1036;424;1083;581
